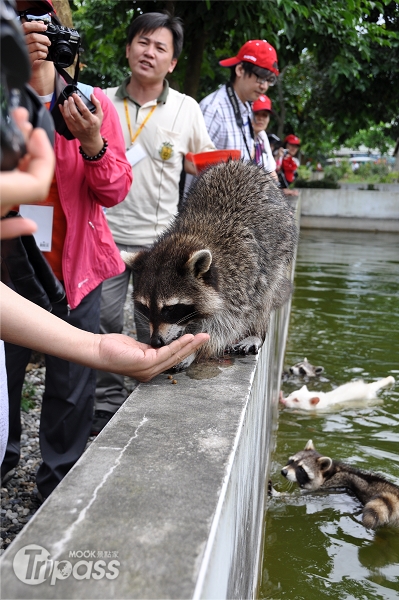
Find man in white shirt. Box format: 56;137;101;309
94;12;214;434
199;40;278;166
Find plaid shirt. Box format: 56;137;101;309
199;85;254;161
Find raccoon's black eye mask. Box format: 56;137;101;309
135;301;199;325
160;304;198;324
295;464;311;487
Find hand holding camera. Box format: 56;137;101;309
21;18;51;65
21;12;79;68
20;15;100;145
58;90;104;155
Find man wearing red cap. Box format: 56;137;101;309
199;39;279;162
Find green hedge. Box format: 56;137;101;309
294;178;341;189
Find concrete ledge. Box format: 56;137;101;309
0;295;293;600
300;216;399;232
299;188;399;231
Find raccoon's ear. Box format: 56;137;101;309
120;250;139;268
318;456;333;472
185;249;212;278
304;439;315;451
310;397;320;406
121;250;147;272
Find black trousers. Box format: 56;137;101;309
1;284;102;497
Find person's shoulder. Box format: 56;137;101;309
102;86;119;96
167;87;194;103
199;86;226;108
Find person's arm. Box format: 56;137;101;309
59;88;132;208
0;283;209;382
259;131;277;180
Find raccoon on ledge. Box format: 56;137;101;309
122;160;298;369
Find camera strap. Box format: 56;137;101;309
55;59;79;87
225;82;254;161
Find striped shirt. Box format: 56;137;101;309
199;85;254;161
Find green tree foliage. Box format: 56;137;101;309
71;0;399;156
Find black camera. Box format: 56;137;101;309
25;14;80;68
51;84;95;141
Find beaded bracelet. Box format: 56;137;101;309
79;138;108;161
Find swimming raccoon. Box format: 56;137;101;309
280;376;395;410
281;440;399;529
122;160;298;369
289;358;324;378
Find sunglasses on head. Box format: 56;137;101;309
17;8;51;22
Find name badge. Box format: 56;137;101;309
19;205;53;252
126;142;147;167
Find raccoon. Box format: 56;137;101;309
281;440;399;529
280;376;395;410
289;358;324;378
122;160;298;369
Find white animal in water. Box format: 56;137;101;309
279;376;395;410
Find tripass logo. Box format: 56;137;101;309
13;544;120;586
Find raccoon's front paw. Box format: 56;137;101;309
232;336;262;355
268;480;282;497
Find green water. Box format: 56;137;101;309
260;229;399;600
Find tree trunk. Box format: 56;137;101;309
183;24;206;100
52;0;73;28
276;68;286;139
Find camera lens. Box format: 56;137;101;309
52;42;75;68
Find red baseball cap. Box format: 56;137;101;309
252;95;272;113
16;1;56;14
219;40;279;75
285;134;301;145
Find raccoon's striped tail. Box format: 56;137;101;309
363;491;399;529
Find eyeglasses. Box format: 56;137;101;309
250;66;277;87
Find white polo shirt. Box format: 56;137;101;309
104;79;215;246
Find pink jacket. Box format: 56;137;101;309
54;87;132;309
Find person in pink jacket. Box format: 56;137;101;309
1;0;132;499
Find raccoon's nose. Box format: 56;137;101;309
150;333;165;348
281;468;288;477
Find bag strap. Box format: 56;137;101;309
225;82;254;161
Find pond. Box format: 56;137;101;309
259;228;399;600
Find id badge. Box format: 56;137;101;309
19;205;53;252
126;142;147;167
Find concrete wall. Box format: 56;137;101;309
299;188;399;231
0;203;298;599
0;313;291;600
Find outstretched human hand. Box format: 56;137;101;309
96;333;210;381
1;282;210;381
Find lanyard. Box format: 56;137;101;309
123;98;157;145
225;82;254;161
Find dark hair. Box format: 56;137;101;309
229;61;252;82
229;61;274;83
127;11;184;59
